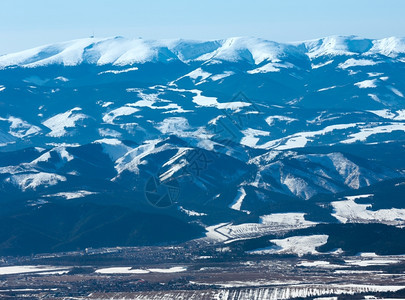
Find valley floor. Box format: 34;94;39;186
0;244;405;299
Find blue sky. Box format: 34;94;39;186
0;0;404;54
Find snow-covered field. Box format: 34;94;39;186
260;213;317;227
249;235;329;257
345;258;402;267
332;194;405;225
0;266;71;275
191;89;251;111
368;109;405;121
95;266;186;274
203;212;318;243
342;122;405;144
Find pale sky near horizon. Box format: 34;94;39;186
0;0;404;55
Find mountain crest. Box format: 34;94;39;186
1;36;405;68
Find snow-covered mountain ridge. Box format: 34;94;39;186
1;35;405;68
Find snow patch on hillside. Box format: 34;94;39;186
247;62;293;74
328;153;363;189
182;68;211;84
43;108;88;137
94;138;132;161
7;172;66;191
159;159;188;182
229;187;247;211
311;60;333;69
102;106;139;124
259;123;359;150
355;79;377;88
44;190;98;200
282;174;317;199
31;147;74;164
265;115;297;126
389;86;404;97
338;58;378;69
98;67;139;75
0;116;41;138
157;117;190;134
368;94;382;103
241;128;270;147
127;92;188;113
178;206;207;216
114;139;165;175
98;128;121;138
55;76;69;82
318;86;336;92
211;71;234;81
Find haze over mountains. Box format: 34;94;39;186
0;35;404;256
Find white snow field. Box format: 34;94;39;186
0;266;71;275
341;122;405;143
203;213;318;243
332;194;405;225
249;235;329;257
95;266;187;274
368;109;405;121
191;89;251;111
